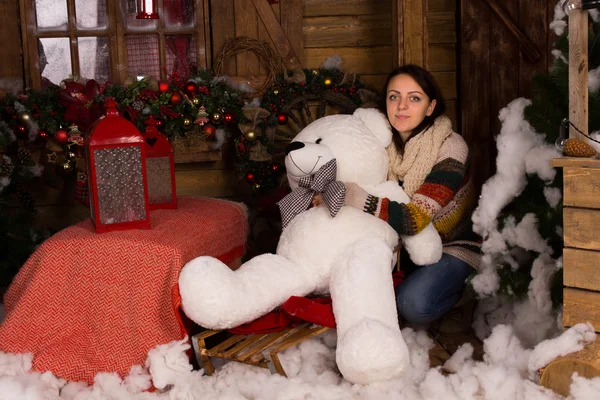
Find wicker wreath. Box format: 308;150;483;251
212;36;281;97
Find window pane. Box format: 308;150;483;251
39;38;72;85
165;35;195;79
79;37;110;83
121;0;158;31
163;0;195;29
75;0;108;30
35;0;68;30
127;35;160;79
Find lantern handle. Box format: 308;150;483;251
104;97;120;117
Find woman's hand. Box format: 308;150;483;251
312;192;323;207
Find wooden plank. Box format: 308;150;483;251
303;15;391;48
433;71;457;100
33;204;90;231
403;0;427;66
429;0;456;13
562;167;600;208
211;0;237;76
564;248;600;292
280;0;303;67
304;46;393;74
359;74;387;92
251;0;301;70
428;43;456;72
428;12;456;44
235;0;260;78
175;167;240;198
563;288;600;331
460;0;490;192
392;0;403;67
551;157;600;168
518;0;547;95
0;0;24;93
563;208;600;251
445;99;457;131
196;0;210;69
488;0;519;188
258;0;280;75
302;0;391;17
568;8;589;141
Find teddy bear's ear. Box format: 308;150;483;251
352;108;392;147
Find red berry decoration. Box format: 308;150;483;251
276;113;288;125
202;124;216;137
223;111;235;125
158;81;170;92
184;81;198;96
245;172;255;182
38;130;49;141
155;118;165;128
53;129;69;145
271;163;281;172
170;91;183;105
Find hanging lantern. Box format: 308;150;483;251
85;98;151;233
143;116;177;210
136;0;159;19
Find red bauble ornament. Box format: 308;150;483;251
38;130;49;141
170;91;183;105
202;124;216;137
223;111;236;125
276;113;288;125
53;129;69;145
184;81;198;96
158;81;170;92
245;172;255;182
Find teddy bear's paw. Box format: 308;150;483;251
178;256;240;328
336;318;409;384
403;224;443;266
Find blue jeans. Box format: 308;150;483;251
396;252;474;324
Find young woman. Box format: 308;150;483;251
320;65;481;328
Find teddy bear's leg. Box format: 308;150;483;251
179;254;316;330
330;238;410;384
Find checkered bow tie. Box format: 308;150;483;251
278;158;346;229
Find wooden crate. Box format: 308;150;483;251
192;324;329;376
541;157;600;395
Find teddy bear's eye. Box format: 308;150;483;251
316;138;322;144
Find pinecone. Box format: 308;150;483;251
17;147;33;164
564;138;597;157
0;160;14;176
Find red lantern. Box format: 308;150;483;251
85;98;151;233
136;0;159;19
143;116;177;210
245;172;255;182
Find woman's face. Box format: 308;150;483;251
385;74;436;137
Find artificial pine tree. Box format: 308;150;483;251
0;123;50;295
475;14;600;308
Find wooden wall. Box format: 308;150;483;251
0;0;24;96
460;0;558;190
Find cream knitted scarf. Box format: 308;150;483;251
386;115;453;197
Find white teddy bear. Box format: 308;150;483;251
179;108;442;384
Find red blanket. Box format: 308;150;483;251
0;197;247;384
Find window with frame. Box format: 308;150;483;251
21;0;210;89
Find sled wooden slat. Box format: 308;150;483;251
192;324;329;376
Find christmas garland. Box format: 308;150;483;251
234;67;369;195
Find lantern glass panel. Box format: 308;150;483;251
94;146;147;224
146;156;173;204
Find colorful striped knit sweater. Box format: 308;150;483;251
345;132;482;268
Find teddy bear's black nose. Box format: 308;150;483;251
285;141;305;155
